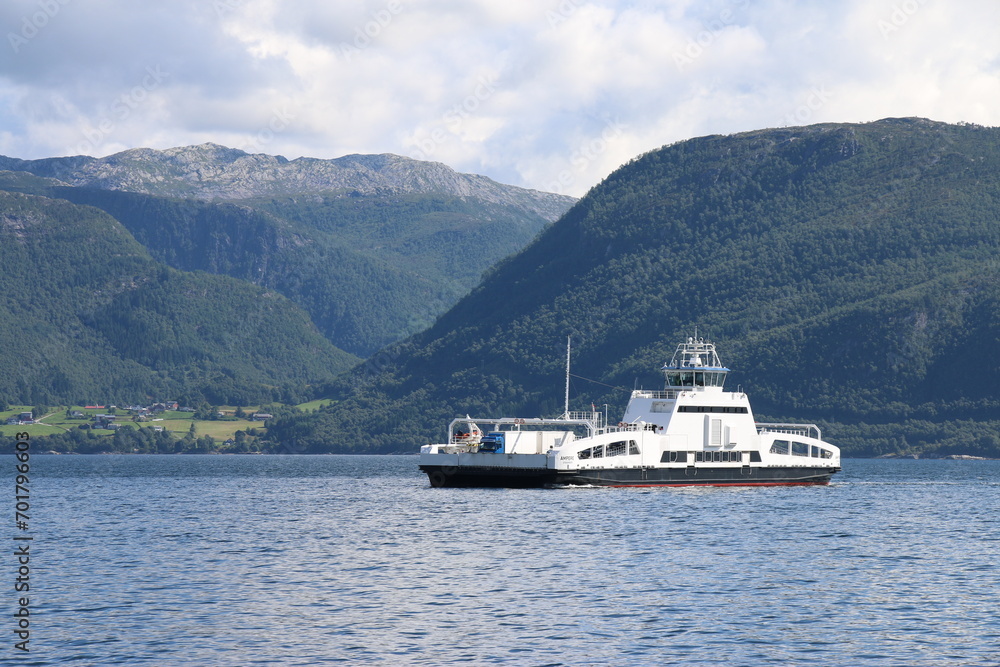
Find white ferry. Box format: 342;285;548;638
419;336;841;487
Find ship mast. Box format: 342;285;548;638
564;336;571;418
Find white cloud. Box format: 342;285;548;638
1;0;998;195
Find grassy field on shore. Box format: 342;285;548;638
0;405;273;444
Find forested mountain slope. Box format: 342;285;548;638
0;146;576;356
0;190;358;406
264;118;1000;457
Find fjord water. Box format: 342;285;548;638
18;456;1000;665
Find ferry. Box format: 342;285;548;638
419;335;840;487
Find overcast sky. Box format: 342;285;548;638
2;0;999;196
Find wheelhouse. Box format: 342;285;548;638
662;336;730;389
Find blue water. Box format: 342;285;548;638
6;456;1000;665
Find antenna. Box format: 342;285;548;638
564;336;571;418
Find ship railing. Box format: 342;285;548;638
565;411;602;424
446;414;602;443
630;390;680;399
756;422;822;441
602;422;644;433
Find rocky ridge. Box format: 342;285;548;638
0;144;575;220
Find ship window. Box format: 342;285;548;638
607;441;627;457
661;451;686;463
699;372;722;387
592;445;604;458
770;440;790;455
792;442;809;457
578;447;591;460
678;406;748;414
814;446;832;459
750;452;762;463
629;441;640;455
669;372;694;387
694;451;745;463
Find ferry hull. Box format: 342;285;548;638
420;465;556;488
420;465;840;488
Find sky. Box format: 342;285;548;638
1;0;999;197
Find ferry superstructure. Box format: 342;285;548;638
419;336;841;487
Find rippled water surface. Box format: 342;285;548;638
10;456;1000;665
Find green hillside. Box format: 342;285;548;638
0;179;559;358
262;118;1000;457
0;190;358;406
0;146;576;357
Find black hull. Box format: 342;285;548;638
420;465;556;488
420;464;840;488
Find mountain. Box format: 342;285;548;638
0;190;358;406
0;145;572;216
261;118;1000;457
0;146;576;356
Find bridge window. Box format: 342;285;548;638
667;371;728;387
666;372;693;387
705;372;727;387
